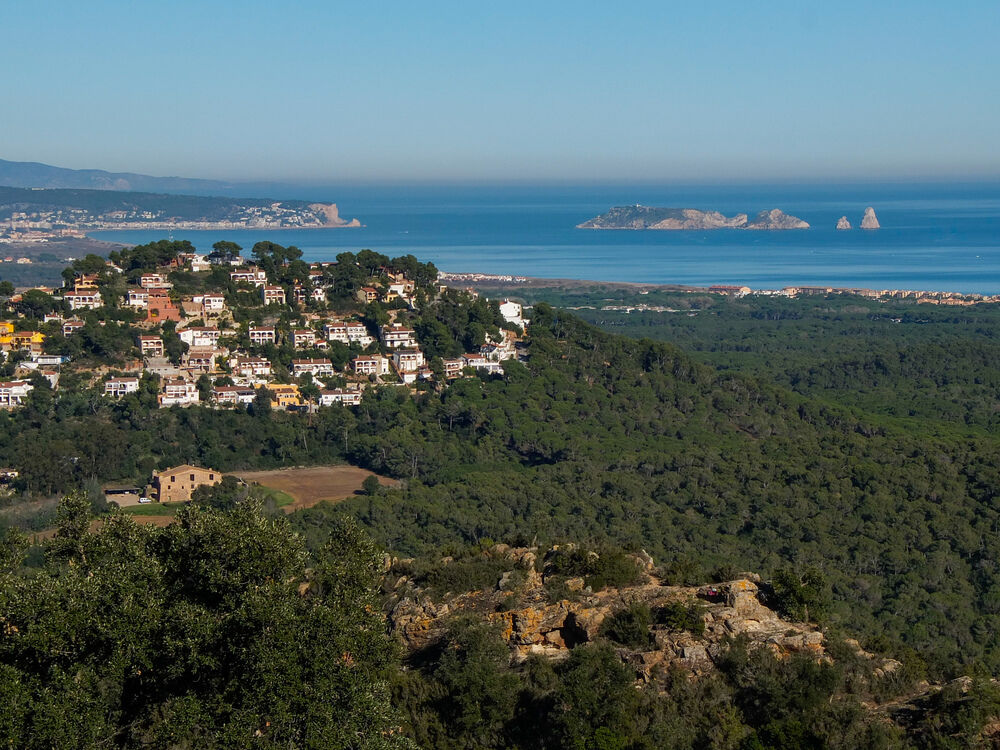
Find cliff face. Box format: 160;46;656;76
308;202;361;227
578;205;808;230
385;545;896;681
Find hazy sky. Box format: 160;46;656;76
3;1;998;182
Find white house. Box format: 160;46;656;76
32;354;70;366
392;348;425;373
480;341;515;362
353;355;389;376
212;385;257;406
201;294;226;313
230;269;268;286
62;320;85;336
159;379;199;407
139;273;171;289
318;389;363;407
499;300;525;328
63;291;102;310
179;326;221;348
291;358;335;378
261;286;286;305
138;335;164;357
248;327;276;346
231;356;272;380
462;353;503;374
442;358;465;378
380;324;417;349
182;346;220;372
0;380;33;409
345;322;374;346
325;321;374;347
105;377;140;398
186;254;212;272
126;289;149;308
292;329;317;348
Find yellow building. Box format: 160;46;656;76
73;274;100;291
1;330;44;352
0;322;13;336
153;464;222;504
266;383;302;408
11;331;44;347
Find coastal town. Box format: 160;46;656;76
0;241;527;422
0;185;360;236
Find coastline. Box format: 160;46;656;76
439;271;1000;305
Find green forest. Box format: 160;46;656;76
5;259;1000;746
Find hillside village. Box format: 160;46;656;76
0;240;527;495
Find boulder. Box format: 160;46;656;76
861;207;880;229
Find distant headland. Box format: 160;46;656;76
0;185;361;237
578;205;809;230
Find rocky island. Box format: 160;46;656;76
861;206;880;229
578;205;809;230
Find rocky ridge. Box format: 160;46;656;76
386;545;898;682
744;208;810;230
578;205;809;230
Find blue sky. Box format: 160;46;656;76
2;1;998;182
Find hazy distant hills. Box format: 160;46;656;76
0;185;359;229
0;158;241;196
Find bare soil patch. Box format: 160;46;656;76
232;465;398;511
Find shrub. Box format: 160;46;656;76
599;603;653;649
653;601;705;636
546;547;643;591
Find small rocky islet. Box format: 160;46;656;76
837;207;880;230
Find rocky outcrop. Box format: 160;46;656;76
578;205;808;230
309;202;361;227
861;206;880;229
577;206;747;230
837;216;851;230
385;545;885;682
744;209;810;230
647;209;748;230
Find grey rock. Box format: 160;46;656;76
744;209;810;230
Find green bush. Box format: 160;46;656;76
545;547;643;591
653;602;705;636
599;604;653;649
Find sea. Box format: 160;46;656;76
89;181;1000;294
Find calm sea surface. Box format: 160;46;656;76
89;182;1000;294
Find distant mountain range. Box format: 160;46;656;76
0;158;242;196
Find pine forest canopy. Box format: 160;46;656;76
3;245;1000;745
